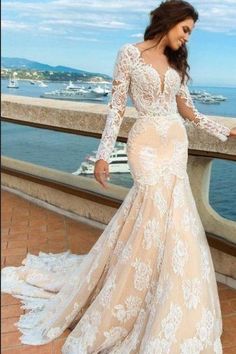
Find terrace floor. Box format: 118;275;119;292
1;190;236;353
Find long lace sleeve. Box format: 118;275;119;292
95;45;131;163
176;84;231;142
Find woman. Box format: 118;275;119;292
2;1;236;353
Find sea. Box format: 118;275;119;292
1;79;236;221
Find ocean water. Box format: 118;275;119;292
1;79;236;118
1;79;236;221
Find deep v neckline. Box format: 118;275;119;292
130;43;172;95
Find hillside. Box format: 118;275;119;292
1;57;111;82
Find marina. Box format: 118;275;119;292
3;77;229;104
4;78;111;102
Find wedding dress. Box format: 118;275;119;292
2;43;231;354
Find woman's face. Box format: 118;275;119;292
166;17;195;50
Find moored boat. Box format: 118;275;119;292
190;90;227;104
72;142;130;175
7;74;19;89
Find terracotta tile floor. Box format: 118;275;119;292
1;190;236;353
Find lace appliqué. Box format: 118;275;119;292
131;258;152;291
62;310;102;353
142;303;183;354
172;239;189;277
180;307;218;354
177;84;230;141
96;43;230;165
112;296;142;323
182;278;202;309
95;44;131;163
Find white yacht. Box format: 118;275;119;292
200;97;220;105
38;81;48;87
41;81;108;101
7;75;19;89
211;95;227;101
66;81;109;97
72;142;130;175
40;88;105;101
66;81;82;90
91;85;110;96
190;90;227;104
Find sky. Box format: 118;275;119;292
2;0;236;87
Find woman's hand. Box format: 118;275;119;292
94;159;110;189
229;127;236;138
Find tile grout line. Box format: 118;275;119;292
2;186;106;231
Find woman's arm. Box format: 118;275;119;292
176;83;231;141
95;45;132;163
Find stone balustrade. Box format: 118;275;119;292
1;94;236;285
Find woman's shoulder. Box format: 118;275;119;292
118;42;141;53
117;43;140;60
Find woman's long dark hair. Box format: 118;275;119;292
143;0;198;83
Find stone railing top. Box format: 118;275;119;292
1;94;236;156
1;93;137;116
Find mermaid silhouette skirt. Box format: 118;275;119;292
2;113;223;353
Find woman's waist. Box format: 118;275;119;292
137;110;182;121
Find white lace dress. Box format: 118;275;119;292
1;43;231;354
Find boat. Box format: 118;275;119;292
91;85;110;96
190;90;227;105
40;81;109;101
190;89;202;96
72;142;130;175
38;81;48;87
66;81;108;97
7;74;19;89
65;81;82;90
40;88;105;101
200;98;220;105
211;95;227;101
